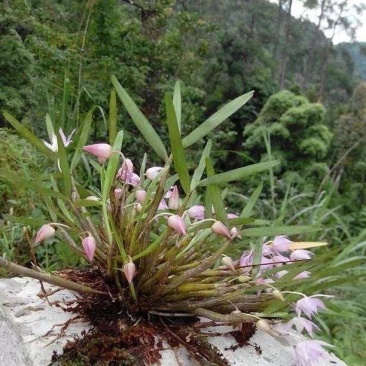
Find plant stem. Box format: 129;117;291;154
0;257;106;295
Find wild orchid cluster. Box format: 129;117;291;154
0;78;335;365
33;142;334;365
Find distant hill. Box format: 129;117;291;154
338;42;366;81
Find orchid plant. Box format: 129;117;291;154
0;78;339;365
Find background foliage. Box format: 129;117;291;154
1;0;366;364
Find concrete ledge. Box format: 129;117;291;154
0;277;347;366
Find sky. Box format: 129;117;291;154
269;0;366;44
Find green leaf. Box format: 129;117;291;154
109;89;117;145
173;81;181;134
56;132;72;197
45;114;55;141
70;109;94;172
240;225;319;237
165;93;190;194
205;158;228;226
61;77;70;130
182;91;254;148
191;140;212;190
111;76;168;161
102;130;124;201
241;184;263;218
2;110;57;161
199;161;279;186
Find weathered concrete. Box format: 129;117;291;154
0;277;347;366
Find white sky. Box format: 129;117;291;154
269;0;366;44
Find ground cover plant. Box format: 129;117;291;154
0;78;358;365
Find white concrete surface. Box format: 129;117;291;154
0;277;347;366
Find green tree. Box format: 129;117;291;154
243;90;332;177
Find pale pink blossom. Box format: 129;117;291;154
167;215;186;235
272;235;292;252
145;167;163;180
271;254;291;266
260;255;274;270
211;221;231;239
123;259;136;284
294;271;311;280
129;173;140;186
262;244;274;256
229;227;241;239
290;249;313;261
285;317;319;337
82;235;96;262
168;185;180;210
227;213;238;219
35;224;55;245
295;296;326;318
135;189;147;204
295;340;333;366
274;269;288;278
117;158;134;181
83;143;113;163
158;199;169;210
255;277;274;285
187;205;205;220
239;250;253;268
114;188;123;200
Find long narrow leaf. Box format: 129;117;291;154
109;89;117;145
70;109;94;171
111;76;168;161
173;81;182;134
182;91;254;148
199;161;279;186
241;184;263;218
191;140;212;190
102;130;123;201
205;158;228;226
165;94;190;194
3;110;57;161
57;132;72;196
240;225;319;237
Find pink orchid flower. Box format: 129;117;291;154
295;340;333;366
295;295;327;318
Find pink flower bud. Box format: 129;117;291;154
123;260;136;285
229;227;241;239
227;213;238;219
114;188;123;200
145;167;163;180
211;221;231;239
158;199;169;210
118;159;134;181
290;249;313;261
294;271;311;280
187;205;205;219
221;256;236;271
129;173;140;186
168;185;179;210
82;235;96;262
168;215;186;235
35;224;55;245
272;235;292;252
135;189;147;204
83;143;113;163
